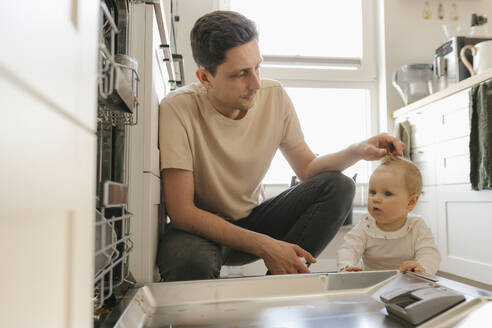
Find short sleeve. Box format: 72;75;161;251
158;100;193;172
278;87;304;151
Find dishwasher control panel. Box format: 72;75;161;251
380;284;465;325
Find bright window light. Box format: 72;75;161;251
263;87;371;185
230;0;363;59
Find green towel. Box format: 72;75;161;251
396;120;412;160
469;79;492;190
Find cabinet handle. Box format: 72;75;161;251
443;158;446;168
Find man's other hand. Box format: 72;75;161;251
260;237;316;274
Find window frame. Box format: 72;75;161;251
218;0;377;82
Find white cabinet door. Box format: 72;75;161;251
129;172;161;283
143;4;169;176
127;4;166;283
0;0;98;130
436;184;492;285
437;104;470;142
412;145;436;186
404;105;441;150
436;136;471;185
0;77;96;328
130;4;166;177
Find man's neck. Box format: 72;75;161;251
207;93;246;120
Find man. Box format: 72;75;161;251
157;11;404;282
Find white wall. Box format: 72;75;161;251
164;0;216;85
377;0;492;132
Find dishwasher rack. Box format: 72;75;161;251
97;0;140;126
94;181;134;310
95;0;138;312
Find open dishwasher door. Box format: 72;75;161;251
104;270;491;327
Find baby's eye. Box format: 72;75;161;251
384;191;393;196
369;190;376;195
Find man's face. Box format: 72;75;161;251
203;39;262;116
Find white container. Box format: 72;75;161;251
460;40;492;76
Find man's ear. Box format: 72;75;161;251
196;67;214;90
407;194;419;212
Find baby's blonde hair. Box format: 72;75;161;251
378;155;423;195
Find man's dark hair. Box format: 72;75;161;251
190;11;258;76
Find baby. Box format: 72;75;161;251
337;156;441;275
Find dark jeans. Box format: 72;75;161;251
157;171;355;282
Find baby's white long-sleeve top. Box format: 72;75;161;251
337;214;441;275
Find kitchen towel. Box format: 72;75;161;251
395;120;412;160
469;78;492;190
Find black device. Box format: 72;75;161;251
434;36;492;84
380;283;465;325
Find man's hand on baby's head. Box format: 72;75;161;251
354;133;405;161
400;260;424;273
342;266;363;272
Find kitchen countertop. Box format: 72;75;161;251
392;69;492;119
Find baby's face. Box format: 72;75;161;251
368;166;417;231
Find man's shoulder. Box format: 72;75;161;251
160;83;204;108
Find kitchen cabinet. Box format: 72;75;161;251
127;3;170;283
0;77;96;327
0;2;98;327
0;1;99;130
394;84;492;286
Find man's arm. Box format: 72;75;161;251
162;168;316;274
282;133;405;181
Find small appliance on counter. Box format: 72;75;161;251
460;40;492;76
434;36;492;85
393;64;434;105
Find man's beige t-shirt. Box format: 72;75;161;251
159;79;304;220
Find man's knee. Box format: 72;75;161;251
157;229;222;282
335;172;356;197
316;171;355;197
160;256;220;282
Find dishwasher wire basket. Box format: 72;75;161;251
94;182;134;310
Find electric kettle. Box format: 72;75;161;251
392;64;434;105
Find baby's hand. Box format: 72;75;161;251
342;266;363;272
400;260;424;273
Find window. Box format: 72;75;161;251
230;0;362;59
264;86;372;184
221;0;378;186
226;0;376;80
